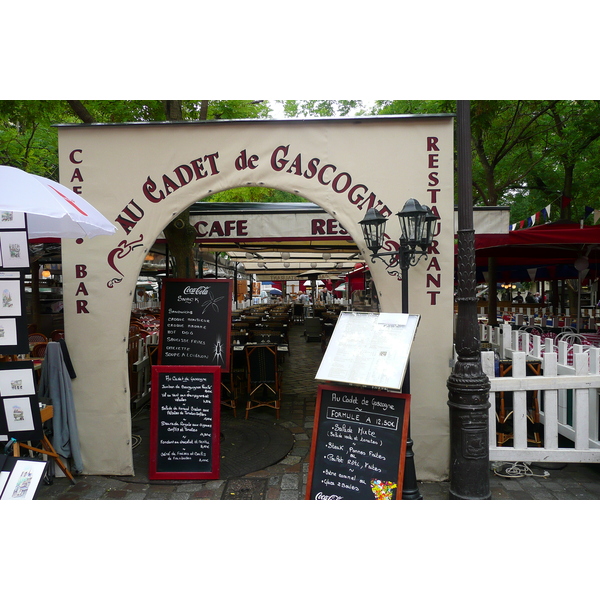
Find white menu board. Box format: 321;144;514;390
315;312;420;390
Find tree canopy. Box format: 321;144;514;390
371;100;600;225
3;99;600;226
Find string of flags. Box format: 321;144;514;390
509;196;600;231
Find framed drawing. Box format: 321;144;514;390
0;211;26;230
0;278;23;319
0;318;18;347
0;458;47;500
0;230;30;269
0;365;36;397
0;362;42;442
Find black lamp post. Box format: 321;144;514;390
360;198;439;500
447;100;491;500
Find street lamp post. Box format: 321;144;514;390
360;198;439;500
447;100;491;500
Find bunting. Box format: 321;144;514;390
509;203;564;231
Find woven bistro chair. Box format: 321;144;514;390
244;344;281;419
28;332;48;344
31;342;48;358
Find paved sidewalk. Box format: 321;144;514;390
33;321;600;500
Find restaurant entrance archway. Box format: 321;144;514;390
57;116;455;479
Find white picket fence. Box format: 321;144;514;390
480;323;600;463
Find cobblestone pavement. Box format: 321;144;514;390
34;320;600;500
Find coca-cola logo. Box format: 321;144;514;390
183;286;210;295
315;492;343;500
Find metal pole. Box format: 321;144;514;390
400;251;422;500
446;100;491;500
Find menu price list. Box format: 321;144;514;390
149;366;221;480
307;385;410;500
162;309;214;363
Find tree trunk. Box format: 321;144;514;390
164;101;183;121
163;208;197;278
199;101;209;120
162;100;197;277
561;163;575;221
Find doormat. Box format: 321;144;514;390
221;478;268;500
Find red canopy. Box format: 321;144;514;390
472;221;600;282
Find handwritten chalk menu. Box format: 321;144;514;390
316;312;420;390
159;278;231;369
306;384;410;500
149;365;221;480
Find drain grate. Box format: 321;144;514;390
221;478;268;500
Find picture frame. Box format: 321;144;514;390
0;318;18;347
0;362;42;442
0;230;30;269
0;211;27;230
0;458;47;500
0;277;23;317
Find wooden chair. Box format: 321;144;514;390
31;342;48;358
50;329;65;341
303;317;322;342
244;345;281;419
221;346;247;418
28;332;48;344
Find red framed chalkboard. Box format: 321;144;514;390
306;384;410;500
158;278;232;370
149;365;221;480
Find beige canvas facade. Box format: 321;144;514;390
57;116;455;480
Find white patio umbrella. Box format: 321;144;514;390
303;279;324;287
0;165;116;239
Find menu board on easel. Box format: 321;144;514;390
149;365;221;480
315;312;420;391
306;384;410;500
158;278;232;370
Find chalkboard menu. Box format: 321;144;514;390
149;365;221;480
306;384;410;500
159;278;232;370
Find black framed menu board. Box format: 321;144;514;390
306;384;410;500
149;365;221;480
158;278;232;370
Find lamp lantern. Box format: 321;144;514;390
397;197;428;251
359;207;388;256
